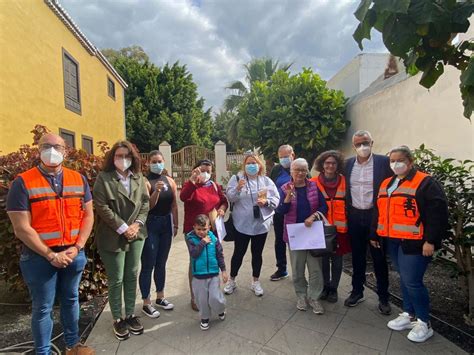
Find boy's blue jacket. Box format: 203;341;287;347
186;231;219;276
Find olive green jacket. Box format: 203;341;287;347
93;170;150;252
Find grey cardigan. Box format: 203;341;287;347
93;170;150;252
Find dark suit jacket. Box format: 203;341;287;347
344;154;393;209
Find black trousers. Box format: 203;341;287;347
230;230;268;279
273;212;287;272
348;207;389;302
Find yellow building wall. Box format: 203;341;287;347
0;0;126;154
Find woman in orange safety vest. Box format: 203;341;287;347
310;150;351;303
371;145;448;343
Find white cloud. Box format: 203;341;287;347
61;0;386;110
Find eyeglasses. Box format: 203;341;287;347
115;153;132;159
244;150;256;157
324;161;337;166
292;169;308;174
354;142;371;148
40;143;66;151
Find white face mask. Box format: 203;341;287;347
200;172;211;182
40;148;64;167
390;162;408;175
115;158;132;172
356;145;371;158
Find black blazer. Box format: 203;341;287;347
344;154;393;209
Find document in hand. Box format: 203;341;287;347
286;221;326;251
215;216;226;243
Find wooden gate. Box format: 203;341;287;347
172;145;215;188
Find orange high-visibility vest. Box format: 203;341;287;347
376;171;428;239
19;167;85;247
313;176;348;233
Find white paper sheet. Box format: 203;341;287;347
260;206;275;222
215;216;227;242
286;221;326;251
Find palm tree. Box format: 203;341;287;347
223;57;292;112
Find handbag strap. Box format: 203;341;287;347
229;175;240;212
313;211;331;226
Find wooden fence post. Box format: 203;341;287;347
214;140;227;185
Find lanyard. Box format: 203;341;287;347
246;176;259;204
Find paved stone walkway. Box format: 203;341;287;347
87;217;465;354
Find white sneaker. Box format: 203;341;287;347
308;298;324;315
224;279;237;294
387;312;416;331
407;319;434;343
250;280;264;296
296;297;308;311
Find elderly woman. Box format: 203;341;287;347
278;158;328;314
310;150;351;303
224;153;279;296
371;146;448;343
180;159;228;311
94;141;150;340
139;150;178;318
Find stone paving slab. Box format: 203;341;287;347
87;217;466;354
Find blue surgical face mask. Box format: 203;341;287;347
150;162;164;174
245;163;259;176
279;157;292;169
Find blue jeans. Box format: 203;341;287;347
387;239;431;322
139;214;172;299
20;249;87;355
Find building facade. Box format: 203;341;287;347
0;0;127;154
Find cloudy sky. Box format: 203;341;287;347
61;0;386;111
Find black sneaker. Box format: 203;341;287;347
344;292;365;307
200;319;210;331
327;288;338;303
378;301;392;315
126;315;144;335
113;318;130;340
270;270;289;281
142;304;161;318
156;298;174;310
218;311;226;321
319;286;330;300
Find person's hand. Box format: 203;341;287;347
370;240;381;248
422;242;434;257
304;216;314;228
222;271;229;284
189;167;201;183
154;180;165;192
51;251;73;268
65;246;79;260
202;235;211;244
124;222;140;240
256;197;267;207
283;184;295;203
173;225;179;237
236;179;246;192
217;208;226;217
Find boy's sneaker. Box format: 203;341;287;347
308;298;325;315
407;319;434;343
200;319;210;331
296;297;308;311
156;298;174;310
319;286;330;300
270;270;289;281
126;315;144;335
327;288;338;303
142;304;160;318
113;318;130;340
387;312;416;331
218;311;226;321
344;291;365;307
250;280;264;297
224;279;237;294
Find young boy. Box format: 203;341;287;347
186;214;228;330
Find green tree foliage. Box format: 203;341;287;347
353;0;474;119
236;68;348;163
414;144;474;325
103;47;213;151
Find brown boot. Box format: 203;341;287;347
65;343;95;355
191;298;199;312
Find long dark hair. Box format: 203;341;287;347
103;140;141;174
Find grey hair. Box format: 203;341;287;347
290;158;309;171
278;144;294;154
389;145;414;162
352;130;373;142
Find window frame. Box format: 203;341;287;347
62;48;82;115
59;128;76;148
81;135;94;154
107;76;116;100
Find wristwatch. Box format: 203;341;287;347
73;244;83;253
